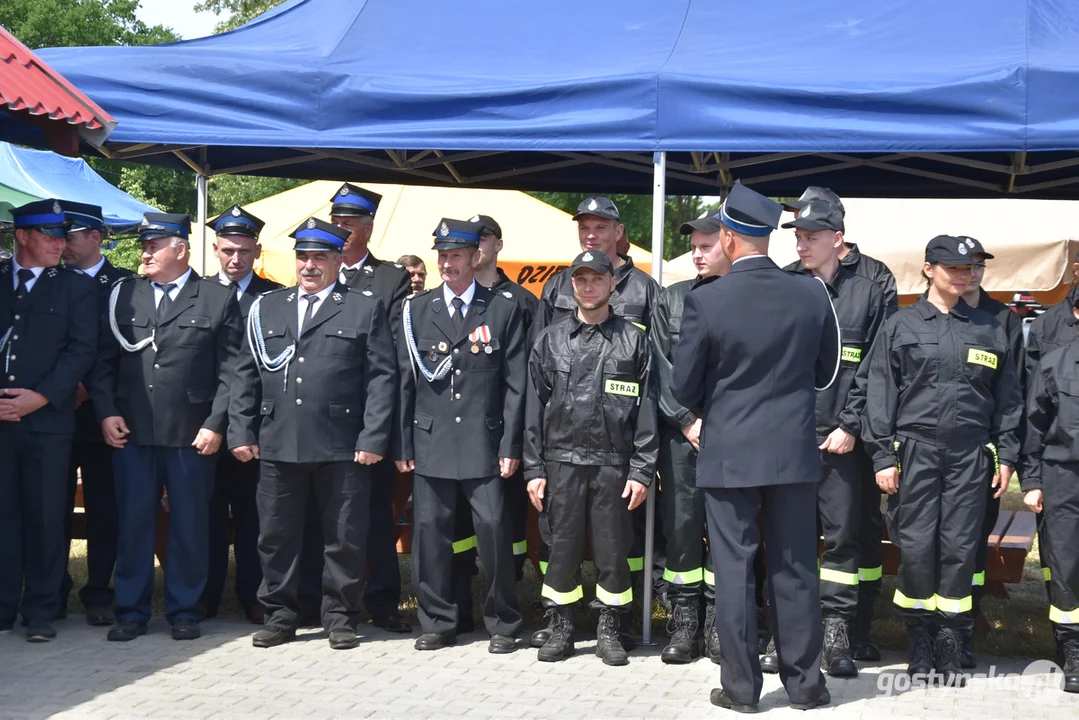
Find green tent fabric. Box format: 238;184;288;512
0;182;41;222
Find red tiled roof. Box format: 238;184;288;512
0;25;115;140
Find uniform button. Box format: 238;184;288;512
13;314;19;321
7;375;14;382
148;384;153;390
337;330;343;335
298;357;305;363
455;393;461;400
131;317;136;322
11;335;16;341
455;369;461;376
345;409;350;414
296;377;303;383
455;417;461;423
453;348;459;355
154;363;160;369
414;419;418;425
296;399;303;406
7;355;13;361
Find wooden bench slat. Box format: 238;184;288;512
986;509;1016;551
999;510;1037;550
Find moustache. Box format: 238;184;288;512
300;269;323;277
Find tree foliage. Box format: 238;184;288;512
0;0;178;49
193;0;285;33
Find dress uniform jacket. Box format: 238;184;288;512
537;255;658;335
228;272;283;318
90;272;242;446
670;256;842;488
341;253;410;332
1026;286;1079;381
396;283;527;478
229;283;397;462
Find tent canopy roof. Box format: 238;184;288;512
34;0;1079;197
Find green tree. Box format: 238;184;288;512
0;0;178;50
193;0;285;33
207;174;306;215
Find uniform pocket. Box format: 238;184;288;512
329;402;361;451
176;315;212;347
1057;380;1079;428
324;325;359;358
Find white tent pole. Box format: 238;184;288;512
195;172;208;275
641;151;665;644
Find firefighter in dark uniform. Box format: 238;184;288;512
395;217;525;653
449;214;540;632
201;205;282;624
782;200;888;678
229;217;397;650
58;201;131;627
672;184;839;713
524;250;656;666
651;210;730;664
0;200;97;641
297;183;412;632
864;235;1022;685
1022;318;1079;694
782;185;897;663
90;212;242;642
958;236;1026;668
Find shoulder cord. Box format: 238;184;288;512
403;298;453;384
0;326;12;373
109;278;156;353
247;294;295;391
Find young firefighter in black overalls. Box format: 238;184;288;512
864;235;1022;686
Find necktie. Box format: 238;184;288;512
155;282;176;320
341;267;358;284
451;296;465;334
300;293;320;333
14;268;34;303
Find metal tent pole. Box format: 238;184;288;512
641;151;666;644
195;172;208;275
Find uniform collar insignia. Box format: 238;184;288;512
0;264;10;275
286;292;295;303
333;292;344;302
502;291;512;299
364;265;373;274
46;267;58;278
100;275;109;284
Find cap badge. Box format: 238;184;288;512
958;243;968;255
698;209;711;219
439;222;450;237
52;201;62;215
231;207;241;217
306;218;316;229
469;215;480;223
141;218;150;226
587;199;598;211
582;252;594;261
801;207;813;219
965;238;975;248
340;188;349;196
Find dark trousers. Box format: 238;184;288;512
706;482;824;707
411;473;521;637
886;438;990;631
0;426;71;623
113;445;213;624
858;480;884;604
659;432;713;602
539;463;634;609
61;439;117;610
817;444;874;619
1043;461;1079;634
202;450;261;615
258;460;371;632
972;477;1001;618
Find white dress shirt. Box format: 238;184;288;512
80;255;107;278
220;270;253;300
338;252;370;284
442;280;477;318
152;267;193;309
297;283;335;334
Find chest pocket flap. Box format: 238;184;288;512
118;314;150;328
325;325;358;339
179;315;211;329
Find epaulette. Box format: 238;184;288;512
407;289;431;301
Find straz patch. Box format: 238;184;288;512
604;379;640;397
840;346;862;363
967;349;998;369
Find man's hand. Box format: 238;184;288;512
395;459;415;473
527;478;546;511
101;416;130;448
1024;489;1044;513
992;463;1014;499
875;466;899;495
232;445;259;462
499;457;520;478
819;427;855;455
681;419;702;452
623;480;648;510
0;388;48;421
355;450;383;465
192;428;222;456
75;383;91;409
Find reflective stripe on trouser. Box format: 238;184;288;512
817;443;874;618
539;461;634;609
1042;460;1079;629
658;430;713;601
886;438;988;630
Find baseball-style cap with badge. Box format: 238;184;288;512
431;217;484;251
330;183;382;217
290;217;349;251
56;200;105;233
783;186;846;215
925;235;977;266
957;235;994;261
570;250;614;276
471;214;502;238
138;212;191;242
572;196;621;222
208;204;266;240
781;199;845;232
11;199;69;238
718;182;783;237
679;208;723;235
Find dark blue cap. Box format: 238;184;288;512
209;204;265;240
783;186;846;216
57;201;105;233
718;183;782;238
330;183;381;217
432;217;483;250
572;196;621;222
11;199;68;237
925;235;977;265
138;213;191;242
291;217;349;252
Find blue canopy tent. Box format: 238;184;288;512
0;141;157;229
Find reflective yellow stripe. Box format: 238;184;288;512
541;584;583;605
967;349;998;369
663;567;704;585
935;594;972;613
971;571;985;587
512;540;528;556
538;561;548;574
1044;567;1052;581
627;557;644;572
704;569;715;587
858;566;883;582
1049;605;1079;624
820;567;860;586
452;535;477;554
630;322;647;332
604;379;639;397
595;585;633;606
841;346;862;363
986;442;999;475
893;589;936;611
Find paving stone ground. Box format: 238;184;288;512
1;615;1077;719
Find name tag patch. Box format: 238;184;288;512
605;379;639;397
967;349;998;369
841;346;862;363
